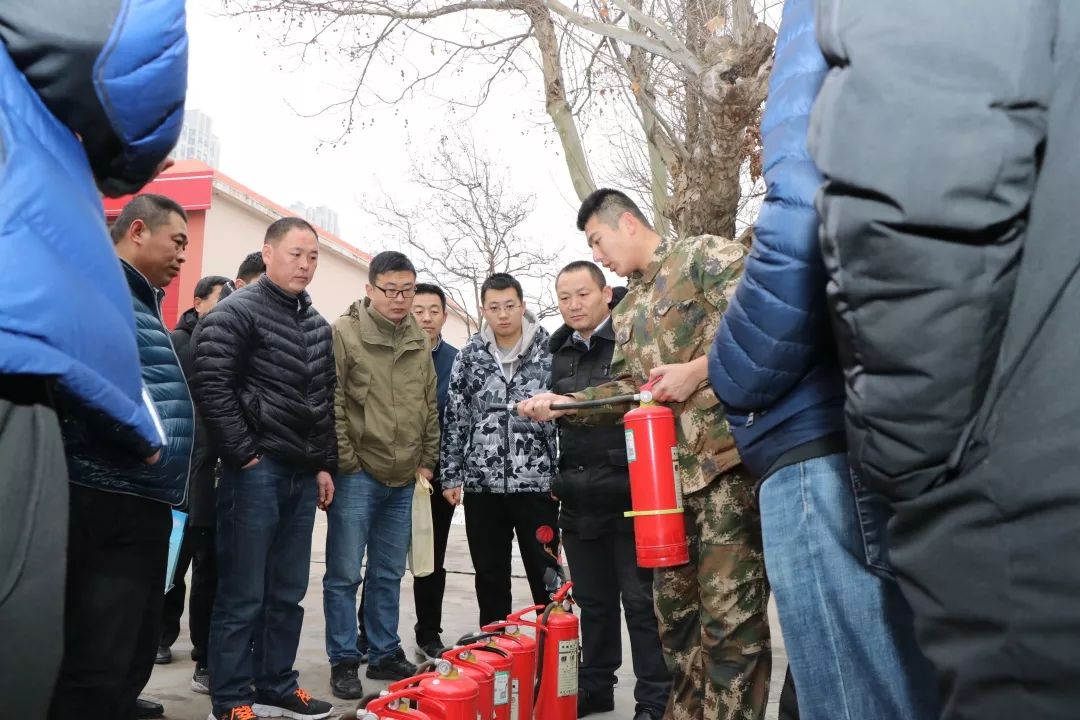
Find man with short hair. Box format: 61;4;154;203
324;251;438;697
521;190;770;720
355;282;460;663
441;273;559;627
193;217;337;720
50;194;195;720
159;274;231;694
218;252;266;302
549;261;670;720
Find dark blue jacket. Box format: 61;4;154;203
64;261;194;505
0;0;187;456
432;338;459;427
707;0;844;478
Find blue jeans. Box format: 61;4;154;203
208;457;318;713
759;452;939;720
323;470;413;665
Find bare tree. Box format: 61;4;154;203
224;0;780;239
370;134;560;331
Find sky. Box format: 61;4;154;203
184;0;608;312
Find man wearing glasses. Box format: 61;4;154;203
323;251;440;698
440;273;560;626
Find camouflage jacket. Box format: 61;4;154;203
570;235;746;495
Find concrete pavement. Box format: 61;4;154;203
144;509;787;719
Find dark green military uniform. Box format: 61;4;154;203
570;235;771;720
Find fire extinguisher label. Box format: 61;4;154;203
510;678;520;719
557;639;579;697
494;670;511;705
625;430;637;462
672;447;683;509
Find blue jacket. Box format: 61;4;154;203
432;338;459;427
707;0;844;478
0;0;187;456
64;261;194;504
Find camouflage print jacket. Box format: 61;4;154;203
571;235;746;495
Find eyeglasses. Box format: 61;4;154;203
484;302;521;315
373;284;416;299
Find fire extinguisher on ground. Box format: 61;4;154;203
531;567;579;720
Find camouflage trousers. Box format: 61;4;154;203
654;468;771;720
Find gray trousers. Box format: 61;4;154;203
0;376;67;717
811;2;1080;718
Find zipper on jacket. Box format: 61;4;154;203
502;376;512;494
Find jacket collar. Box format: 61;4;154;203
258;275;312;313
175;307;200;334
348;298;426;347
550;315;614;354
119;258;165;309
633;236;672;286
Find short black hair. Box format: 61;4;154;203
110;194;187;244
265;216;317;245
236;251;266;283
557;260;606;289
576;188;653;232
368;251;416;284
194;275;230;300
414;282;447;310
481;272;523;303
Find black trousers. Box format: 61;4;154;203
49;484;172;720
562;528;670;714
358;488;456;644
161;525;218;664
0;375;67;718
464;492;560;627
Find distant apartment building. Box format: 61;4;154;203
291;201;341;237
173;108;221;167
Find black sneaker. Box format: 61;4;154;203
330;660;365;700
208;706;256;720
192;665;210;695
415;636;446;663
154;645;172;664
366;647;419;681
577;688;615;717
633;705;664;720
135;696;165;719
253;688;332;720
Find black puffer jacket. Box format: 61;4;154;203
191;276;337;473
551;315;631;538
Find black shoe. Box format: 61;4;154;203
633;706;663;720
577;688;615;717
330;661;365;700
356;633;369;664
253;688;333;720
366;647;419;681
207;705;256;720
415;636;446;663
135;696;165;719
154;645;172;664
192;665;211;695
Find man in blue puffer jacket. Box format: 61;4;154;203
707;0;937;716
0;1;187;717
52;194;194;719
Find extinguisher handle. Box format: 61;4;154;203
506;605;545;624
385;671;440;693
362;687;446;715
551;580;575;604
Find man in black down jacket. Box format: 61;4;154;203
192;217;337;720
550;262;670;720
159;274;228;690
52;194;194;719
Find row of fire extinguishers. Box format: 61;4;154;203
352;382;689;720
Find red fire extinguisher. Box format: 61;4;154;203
480;620;538;720
355;688;440;720
532;573;579;720
472;643;515;720
442;644;499;720
379;659;481;720
621;382;690;568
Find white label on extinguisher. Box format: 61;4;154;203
672;446;683;509
494;670;510;705
557;639;579;697
624;430;637;462
510;678;520;719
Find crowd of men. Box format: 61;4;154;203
8;1;1080;720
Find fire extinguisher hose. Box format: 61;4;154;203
532;602;560;704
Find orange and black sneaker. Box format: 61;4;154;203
207;705;256;720
252;687;333;719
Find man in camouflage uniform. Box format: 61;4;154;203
520;189;770;720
